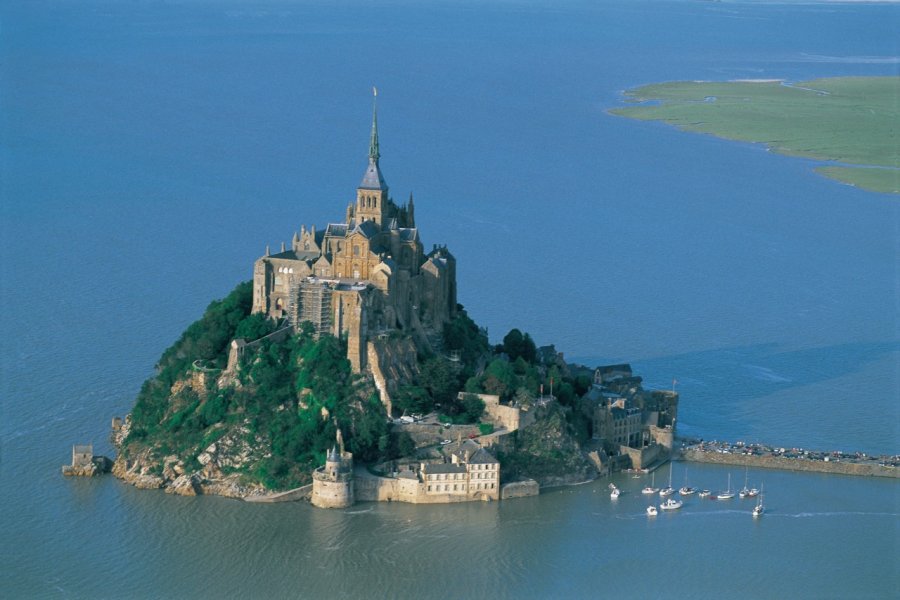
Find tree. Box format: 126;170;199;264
419;357;459;405
502;328;537;364
460;393;485;423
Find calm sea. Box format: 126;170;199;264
1;1;898;597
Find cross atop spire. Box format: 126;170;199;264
368;86;380;162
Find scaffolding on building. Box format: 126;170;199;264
288;279;332;337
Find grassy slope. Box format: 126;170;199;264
610;77;899;194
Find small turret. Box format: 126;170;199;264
407;193;416;227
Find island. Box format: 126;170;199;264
110;95;680;506
609;76;899;195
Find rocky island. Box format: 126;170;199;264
111;95;679;506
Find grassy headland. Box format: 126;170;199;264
610;76;899;194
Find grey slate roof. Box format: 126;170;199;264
424;463;467;475
359;159;387;191
325;223;348;238
467;448;499;465
352;219;380;239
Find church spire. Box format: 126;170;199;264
368;87;380;163
359;86;388;192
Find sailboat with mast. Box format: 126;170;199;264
642;471;659;495
739;468;759;498
659;463;675;497
717;472;735;500
679;468;697;496
752;484;765;517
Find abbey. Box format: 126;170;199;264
251;96;457;372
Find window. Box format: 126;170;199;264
427;485;432;492
353;245;360;256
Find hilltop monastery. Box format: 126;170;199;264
250;95;457;373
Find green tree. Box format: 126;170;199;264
419;357;459;405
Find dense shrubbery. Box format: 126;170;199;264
127;282;255;443
123;286;394;490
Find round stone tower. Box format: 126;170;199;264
310;432;354;509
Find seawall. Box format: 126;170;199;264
681;448;900;479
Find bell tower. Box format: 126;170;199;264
356;87;389;226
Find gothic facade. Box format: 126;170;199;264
251;97;457;371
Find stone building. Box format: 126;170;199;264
421;440;501;501
310;432;354;509
251;94;457;372
583;363;679;470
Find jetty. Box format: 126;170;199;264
679;439;899;479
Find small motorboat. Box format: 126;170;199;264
659;498;683;511
698;489;711;498
646;505;658;516
609;484;620;499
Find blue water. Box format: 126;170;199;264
2;1;898;597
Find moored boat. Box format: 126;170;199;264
698;489;711;498
717;473;735;500
659;463;675;497
647;505;658;516
642;472;659;495
659;498;683;511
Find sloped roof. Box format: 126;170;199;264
351;219;381;239
359;160;387;191
424;463;467;475
325;223;348;238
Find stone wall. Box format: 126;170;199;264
501;480;540;499
310;475;354;508
682;449;900;479
620;443;665;470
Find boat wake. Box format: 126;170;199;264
777;511;900;519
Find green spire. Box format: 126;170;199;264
369;86;380;162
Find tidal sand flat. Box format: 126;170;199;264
610;77;899;194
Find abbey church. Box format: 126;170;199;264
251;95;457;372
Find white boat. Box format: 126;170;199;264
698;489;711;498
679;468;696;495
659;498;683;511
717;473;735;500
739;468;756;498
659;463;675;497
642;472;659;495
609;483;620;499
646;505;658;516
752;484;765;517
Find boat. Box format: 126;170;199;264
752;484;765;517
646;505;658;516
679;468;697;495
717;473;735;500
659;498;683;511
738;468;759;498
659;463;675;497
698;489;711;498
642;472;659;495
609;483;620;499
